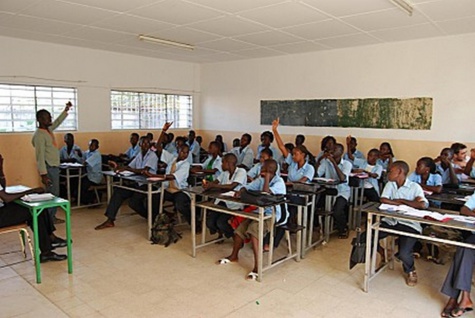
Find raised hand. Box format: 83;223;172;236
272;118;280;131
346;135;351;145
471;148;475;160
65;101;73;112
162;122;173;131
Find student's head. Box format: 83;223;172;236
178;144;190;161
139;136;150;153
36;109;52;127
175;136;186;148
321;136;336;152
450;142;467;160
146;132;154;141
196;136;203;145
232;138;240;148
63;133;74;147
295;134;305;147
348;137;358;152
332;143;344;161
379;142;394;156
208;141;220;156
261;159;278;177
215;135;223;143
188;130;196;143
291;145;309;164
89;139;99;152
259;147;274;163
167;133;175;143
260;131;274;147
440;147;454;160
221;153;237;172
367;149;380;166
387;160;410;182
130;133;139;146
284;143;294;154
240;133;252;148
415;157;436;176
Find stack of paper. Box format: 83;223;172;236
60;162;83;168
378;204;455;222
116;171;135;176
21;193;55;202
221;191;235;197
314;177;335;182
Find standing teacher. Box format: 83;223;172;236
32;101;73;224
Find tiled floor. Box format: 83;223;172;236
0;205;455;317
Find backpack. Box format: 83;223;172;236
150;213;182;247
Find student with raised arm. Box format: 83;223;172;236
203;153;247;240
95;136;158;230
317;143;352;238
59;133;83;163
32;101;73;224
435;148;459;185
408;157;443;194
463;148;475;179
344;135;365;167
272;118;314;183
440;193;475;317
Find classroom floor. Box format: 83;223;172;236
0;205;455;318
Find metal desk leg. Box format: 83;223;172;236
77;168;82;207
191;193;196;258
296;205;302;262
32;208;42;284
308;194;316;248
363;211;373;292
106;175;112;203
64;202;73;274
371;216;380;276
257;207;264;282
147;183;152;240
301;205;308;258
66;169;71;204
268;210;275;267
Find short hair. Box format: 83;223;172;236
90;139;99;147
350;136;357;143
242;133;252;143
131;133;139;139
175;136;186;144
441;147;453;156
36;109;50;121
334;143;344;153
368;148;380;156
209;141;220;149
296;134;305;143
391;160;409;175
146;132;153;139
263;159;277;174
189;130;196;136
167;133;174;141
223;153;237;165
418;157;436;174
233;138;240;147
284;143;294;152
138;136;149;145
321;135;336;151
260;147;273;158
261;131;274;143
450;142;467;154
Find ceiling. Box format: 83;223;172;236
1;0;475;63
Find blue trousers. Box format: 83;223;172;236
46;165;60;219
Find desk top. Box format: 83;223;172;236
427;192;468;206
15;196;69;208
102;170;166;184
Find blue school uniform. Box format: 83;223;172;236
233;146;254;169
354;158;383;193
84;149;102;184
376;157;396;170
408;172;442;187
125;145;140;160
435;163;456;184
244;175;287;222
60;144;83;163
201;155;223;180
317;158;352;200
256;145;282;163
285;154;314;183
247;162;281;179
343;149;365;167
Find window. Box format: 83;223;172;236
111;90;192;130
0;84;77;132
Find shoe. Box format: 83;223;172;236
406;271;418;287
95;220;114;230
451;307;473;317
53;217;65;224
51;236;67;249
40;252;67;263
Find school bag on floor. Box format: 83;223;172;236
150;213;182;247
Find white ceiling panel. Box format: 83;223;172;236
57;0;162;13
317;33;381;48
300;0;395;17
238;1;329;29
269;41;328;54
148;27;222;44
234;30;303;46
235;47;283;58
437;16;475;35
61;26;132;43
283;19;359;40
198;38;258;52
417;0;475;21
183;0;287;14
0;14;81;36
370;23;443;42
92;14;176;35
0;0;42;14
128;0;224;25
187;16;269;37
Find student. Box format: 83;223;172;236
176;136;193;164
215;135;228;153
272;118;314;183
217;159;287;281
344;135;365;167
95;136;158;230
59;133;83;163
281;143;294;172
315;135;337;167
255;131;282;164
353;149;383;202
408;157;443;194
464;148;475;179
187;130;200;163
232;138;240;148
317;143;352;238
122;133;140;162
32;101;73;224
0;154;67;262
192;141;222;181
144;145;192;225
164;133;177;156
247;148;279;182
234;133;254;170
295;134;305;147
80;139;103;205
451;143;468;169
361;161;428;287
196;136;208;162
435;148;459;185
440;193;475;318
204;153;247;240
376;142;396;171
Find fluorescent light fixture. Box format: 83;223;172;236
138;34;194;50
390;0;413;16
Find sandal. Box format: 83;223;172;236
451;307;473;317
441;307;453;318
246;272;258;281
217;258;231;265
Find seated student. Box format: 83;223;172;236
95;136;158;230
435;148;459;185
408;157;443;194
234;133;254;170
153;122;178;174
317;143;352;238
440;193;475;318
192;141;222;181
196;136;208;162
315;135;337;168
464;148;475;179
80;139;103;205
111;132;140;163
451;142;469;181
376;142;396;171
217;159;287;281
295;134;305;147
247;148;280;182
352;149;383;202
203;153;247;239
0;154;67;262
344;135;365;167
360;161;428;287
144;145;192;225
59;133;82;163
187;130;200;163
175;136;193;164
255;131;282;164
215;134;228;153
281;143;294;172
232;138;240;148
163;133;177;156
272;118;314;183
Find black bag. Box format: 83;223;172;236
150;213;182;247
292;182;319;193
240;189;285;206
349;202;365;269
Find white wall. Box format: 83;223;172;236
0;36;201;132
200;33;475;143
